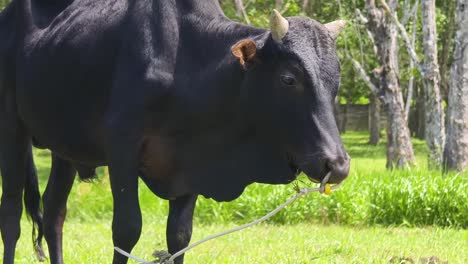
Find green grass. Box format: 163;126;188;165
7;219;468;263
1;131;467;262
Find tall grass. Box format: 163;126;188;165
2;132;467;228
192;168;467;228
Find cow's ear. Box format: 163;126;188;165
231;39;257;68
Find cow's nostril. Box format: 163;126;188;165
326;156;350;184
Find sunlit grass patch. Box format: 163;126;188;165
4;220;467;263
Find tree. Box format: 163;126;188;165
379;0;445;169
438;0;456;101
353;0;415;169
420;0;445;169
276;0;284;10
369;93;381;145
403;0;418;120
444;0;468;172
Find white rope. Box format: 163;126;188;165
114;247;154;264
115;172;341;264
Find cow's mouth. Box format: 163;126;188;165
286;152;301;176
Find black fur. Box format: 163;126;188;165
74;164;97;182
0;0;350;263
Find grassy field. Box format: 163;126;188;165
1;131;467;263
8;221;468;263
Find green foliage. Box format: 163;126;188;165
0;0;8;11
220;0;304;28
368;172;466;227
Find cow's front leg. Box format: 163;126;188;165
167;195;198;264
0;113;30;264
42;154;76;264
106;125;142;264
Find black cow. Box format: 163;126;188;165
0;0;350;263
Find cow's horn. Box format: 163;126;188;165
325;20;347;39
270;9;289;43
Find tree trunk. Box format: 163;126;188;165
369;94;381;145
341;100;348;134
275;0;284;10
333;98;342;134
439;0;456;102
380;0;445;168
415;82;426;139
234;0;250;25
405;1;418;120
303;0;316;16
384;62;414;169
444;0;468;172
421;0;446;169
302;0;309;12
366;0;415;169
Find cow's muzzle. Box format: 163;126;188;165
324;153;350;184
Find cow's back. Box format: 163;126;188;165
14;0;129;163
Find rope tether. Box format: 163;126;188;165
115;172;340;264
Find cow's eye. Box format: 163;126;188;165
280;75;296;86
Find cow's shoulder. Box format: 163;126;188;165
22;0;127;49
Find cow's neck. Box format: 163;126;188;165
176;16;267;125
135;2;268;138
164;16;266;148
178;14;267;88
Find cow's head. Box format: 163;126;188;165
232;10;350;185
